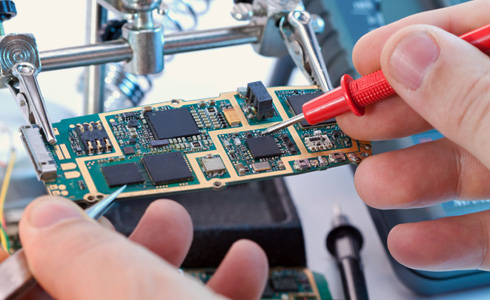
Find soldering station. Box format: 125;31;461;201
0;0;488;299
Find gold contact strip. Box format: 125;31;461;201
73;86;369;199
54;145;65;160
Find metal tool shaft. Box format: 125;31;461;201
85;185;126;220
263;113;305;135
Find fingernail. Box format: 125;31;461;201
29;198;83;228
390;32;440;90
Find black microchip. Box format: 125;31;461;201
123;146;135;155
122;112;138;119
142;152;193;185
246;136;282;159
271;276;299;292
286;92;334;127
102;163;144;187
129;138;137;144
145;108;200;140
150;139;169;148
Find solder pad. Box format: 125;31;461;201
42;86;371;202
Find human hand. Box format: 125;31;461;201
9;196;267;299
336;0;490;271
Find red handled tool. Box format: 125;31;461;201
263;23;490;134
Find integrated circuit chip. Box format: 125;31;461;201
102;163;144;187
142;152;194;185
122;146;135;155
145;108;200;140
246;136;282;159
286;92;334;127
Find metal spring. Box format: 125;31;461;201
103;63;152;111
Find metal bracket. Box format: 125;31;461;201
279;10;333;92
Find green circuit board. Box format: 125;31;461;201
22;83;371;202
186;268;333;300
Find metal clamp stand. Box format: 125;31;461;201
0;0;333;145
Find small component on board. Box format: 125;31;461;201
222;108;241;126
75;121;111;154
328;152;346;164
294;159;311;170
201;156;226;177
246;81;275;120
252;161;272;172
304;134;333;151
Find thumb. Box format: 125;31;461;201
380;24;490;168
19;196;226;300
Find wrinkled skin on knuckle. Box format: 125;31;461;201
450;69;490;139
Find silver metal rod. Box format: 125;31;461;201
38;24;262;72
84;1;108;115
39;40;132;72
164;24;262;54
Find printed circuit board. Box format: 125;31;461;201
21;83;371;202
186;268;333;300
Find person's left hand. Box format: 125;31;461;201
1;196;268;300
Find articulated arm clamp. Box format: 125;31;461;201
0;34;56;144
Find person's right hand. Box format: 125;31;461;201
336;0;490;271
15;196;268;300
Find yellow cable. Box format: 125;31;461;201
0;225;8;253
0;149;16;253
